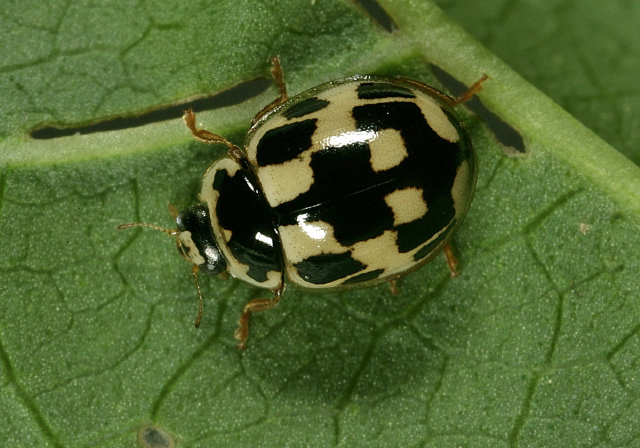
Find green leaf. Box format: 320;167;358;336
1;1;639;447
435;0;640;166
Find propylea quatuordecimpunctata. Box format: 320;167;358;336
119;57;487;349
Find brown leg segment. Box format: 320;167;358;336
183;109;245;162
450;74;489;107
270;55;288;101
388;279;400;295
235;286;283;350
443;244;460;278
251;55;289;125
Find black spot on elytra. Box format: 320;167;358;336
412;220;455;261
283;97;330;119
274;99;467;254
357;82;416;99
294;252;366;285
255;119;317;166
341;268;385;285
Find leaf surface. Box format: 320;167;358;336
1;1;639;447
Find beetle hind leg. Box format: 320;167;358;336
388;279;400;295
443;244;460;278
235;286;283;350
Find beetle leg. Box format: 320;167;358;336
183;109;245;163
450;74;489;107
251;55;289;125
235;285;284;350
388;279;400;295
443;244;460;278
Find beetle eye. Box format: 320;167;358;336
198;246;226;275
176;234;226;275
176;205;227;276
175;235;198;263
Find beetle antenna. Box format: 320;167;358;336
191;265;203;328
118;222;205;329
117;222;179;237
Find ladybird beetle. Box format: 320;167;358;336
119;57;487;349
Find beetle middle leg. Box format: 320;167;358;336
235;285;284;350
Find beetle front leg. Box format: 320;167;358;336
449;74;489;107
235;286;283;350
183;109;245;163
251;55;289;125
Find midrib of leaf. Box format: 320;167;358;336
380;0;640;218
